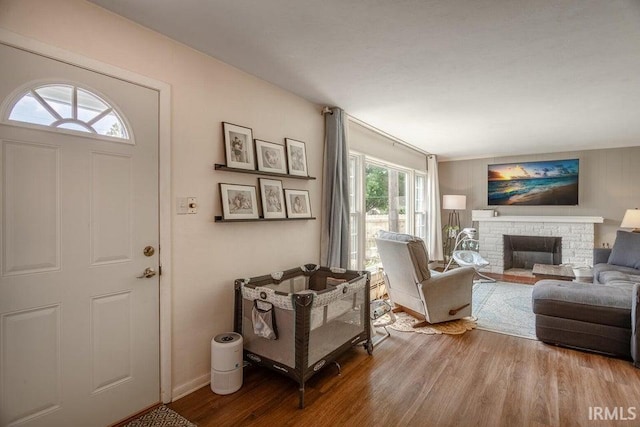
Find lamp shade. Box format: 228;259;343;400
442;195;466;211
621;208;640;231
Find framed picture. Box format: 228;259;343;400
220;183;259;219
488;159;579;206
284;189;312;218
255;140;287;174
223;122;255;170
285;138;308;176
259;179;286;219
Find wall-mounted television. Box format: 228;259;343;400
488;159;579;206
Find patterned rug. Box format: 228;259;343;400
472;280;536;339
379;281;536;339
124;405;196;427
387;312;477;335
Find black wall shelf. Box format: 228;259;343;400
214;164;316;180
214;216;316;223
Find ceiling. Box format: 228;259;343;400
89;0;640;160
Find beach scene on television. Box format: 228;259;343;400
488;159;579;206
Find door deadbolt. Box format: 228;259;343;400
143;246;155;257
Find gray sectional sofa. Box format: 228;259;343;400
532;231;640;366
593;230;640;285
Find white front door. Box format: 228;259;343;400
0;43;160;426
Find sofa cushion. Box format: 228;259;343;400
598;270;640;285
594;263;640;284
377;230;430;281
608;230;640;270
532;280;632;329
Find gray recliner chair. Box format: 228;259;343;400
375;230;475;325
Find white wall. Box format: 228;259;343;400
0;0;323;397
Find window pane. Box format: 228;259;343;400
415;213;427;240
348;155;362;269
349;214;359;270
365;164;387;269
365;164;408;269
9;93;56;126
7;84;131;141
349;156;358;214
414;175;427;239
35;85;73;118
77;88;108;122
93;111;127;138
391;170;408;234
415;175;425;212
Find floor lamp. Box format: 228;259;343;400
442;195;466;262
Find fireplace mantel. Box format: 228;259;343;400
472;215;604;224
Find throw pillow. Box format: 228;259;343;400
608;230;640;270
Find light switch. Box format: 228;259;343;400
187;197;198;214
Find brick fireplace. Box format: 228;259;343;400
473;215;603;274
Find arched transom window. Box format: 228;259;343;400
5;83;130;140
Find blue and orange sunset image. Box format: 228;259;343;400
488;159;579;205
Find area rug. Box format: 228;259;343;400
388;311;477;335
124;405;196;427
472;280;536;340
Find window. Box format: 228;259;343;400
348;155;361;270
5;83;130;141
347;120;428;271
349;153;428;270
415;174;427;240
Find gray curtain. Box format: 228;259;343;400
320;107;350;268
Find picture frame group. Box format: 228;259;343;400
219;180;312;220
222;122;309;177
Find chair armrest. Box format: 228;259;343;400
632;284;640;367
425;267;475;288
418;267;475;323
593;248;612;265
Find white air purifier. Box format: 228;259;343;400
211;332;243;395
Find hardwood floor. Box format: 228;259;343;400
169;325;640;426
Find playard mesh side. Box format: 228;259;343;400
235;265;370;368
241;267;369;367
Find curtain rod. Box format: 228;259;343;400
346;114;431;157
320;106;431;156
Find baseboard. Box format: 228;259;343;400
172;372;210;401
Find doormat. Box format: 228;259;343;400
124;405;196;427
387;311;477;335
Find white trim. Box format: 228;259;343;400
473;215;604;223
171;372;211;402
0;29;174;403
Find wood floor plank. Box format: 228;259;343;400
170;307;640;426
169;330;640;427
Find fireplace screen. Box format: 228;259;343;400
503;235;562;270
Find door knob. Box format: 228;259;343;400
137;267;157;279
